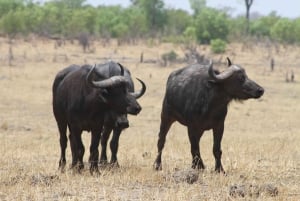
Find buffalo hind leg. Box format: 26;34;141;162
110;128;122;166
57;119;67;172
213;124;225;173
99;126;112;165
154;113;175;171
188;127;205;170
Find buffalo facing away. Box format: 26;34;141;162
154;58;264;173
52;61;146;173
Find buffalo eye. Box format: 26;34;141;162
238;74;246;83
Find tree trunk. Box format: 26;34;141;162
245;0;254;34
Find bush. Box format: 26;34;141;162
210;39;227;54
161;50;178;66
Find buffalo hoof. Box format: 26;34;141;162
69;163;84;174
58;162;66;173
90;165;99;175
99;160;108;167
109;161;120;168
215;166;226;175
191;162;205;170
154;162;162;171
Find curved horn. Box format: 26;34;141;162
91;76;128;88
117;62;125;76
131;78;146;99
86;64;96;86
208;59;236;82
86;64;128;88
226;57;232;66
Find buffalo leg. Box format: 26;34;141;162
154;113;174;171
213;124;225;173
99;126;112;165
57;119;67;172
69;126;84;172
89;130;101;174
188;127;205;170
110;128;122;165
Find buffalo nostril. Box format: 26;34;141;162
135;106;141;114
256;88;264;97
259;88;264;95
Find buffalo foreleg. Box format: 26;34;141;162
188;127;205;170
213;124;225;173
100;126;112;165
89;130;101;174
110;128;122;166
69;127;85;172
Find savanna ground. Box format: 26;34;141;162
0;37;299;201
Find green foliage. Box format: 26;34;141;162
0;0;24;18
189;0;206;16
194;7;229;44
183;26;197;41
165;9;192;35
0;10;25;37
250;12;280;37
131;0;167;35
0;0;299;45
51;0;86;9
270;18;299;43
161;50;178;65
210;39;227;54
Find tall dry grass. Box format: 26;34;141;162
0;37;299;200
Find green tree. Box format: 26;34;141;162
250;11;280;37
130;0;167;36
270;18;297;43
49;0;86;9
0;10;25;37
194;8;229;44
189;0;206;16
165;9;192;35
95;6;124;38
122;7;147;39
0;0;24;18
183;26;197;44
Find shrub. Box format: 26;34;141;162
161;50;178;66
210;39;227;54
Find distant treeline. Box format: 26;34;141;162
0;0;299;45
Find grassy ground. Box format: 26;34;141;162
0;37;300;200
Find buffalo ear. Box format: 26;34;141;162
226;57;232;67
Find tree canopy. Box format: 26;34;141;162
0;0;299;44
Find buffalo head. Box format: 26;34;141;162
86;64;145;115
208;57;264;100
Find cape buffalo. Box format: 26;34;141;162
52;61;145;173
95;64;146;166
154;58;264;173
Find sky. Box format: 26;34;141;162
85;0;300;19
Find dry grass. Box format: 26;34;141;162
0;37;300;200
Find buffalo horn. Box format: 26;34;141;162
226;57;232;66
208;59;236;82
87;64;128;88
86;64;97;85
91;76;128;88
131;78;146;99
118;62;125;76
